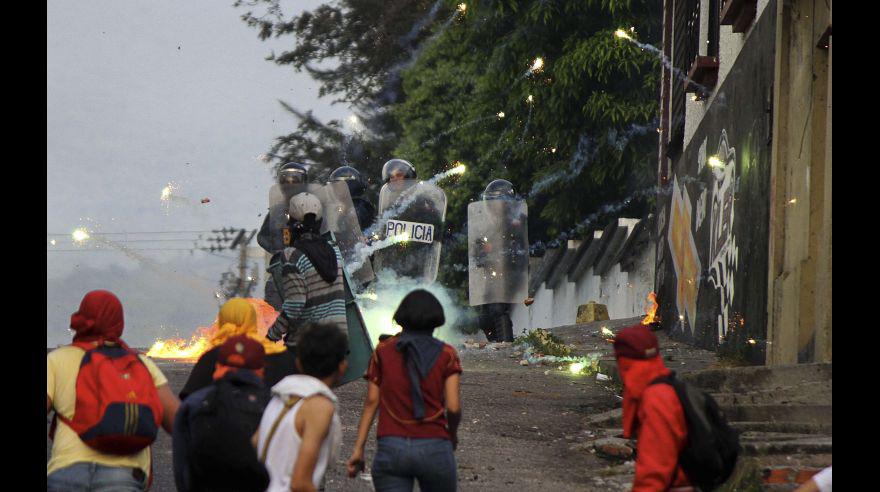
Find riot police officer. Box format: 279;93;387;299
329;165;376;232
373;159;447;283
469;179;529;342
257;162;310;311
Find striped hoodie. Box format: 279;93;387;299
266;242;347;346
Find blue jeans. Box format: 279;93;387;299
371;437;457;492
47;463;146;492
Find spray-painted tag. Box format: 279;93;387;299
385;219;434;244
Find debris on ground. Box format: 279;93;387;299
592;437;635;460
514;328;571;357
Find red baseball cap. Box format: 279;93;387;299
218;335;266;370
613;324;660;359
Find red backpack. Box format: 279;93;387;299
52;342;164;455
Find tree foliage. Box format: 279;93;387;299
238;0;662;295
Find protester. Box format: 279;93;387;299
347;289;462;492
173;335;272;492
266;192;347;347
256;323;349;492
614;324;692;491
47;290;180;491
179;298;293;400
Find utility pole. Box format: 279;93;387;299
198;228;258;299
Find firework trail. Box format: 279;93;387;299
532;176;706;252
363;164;467;238
615;29;719;99
420;114;497;148
377;3;465;104
521;99;534;140
77;232;219;297
529;120;658;197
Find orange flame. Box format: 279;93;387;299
642;292;658;325
146;298;280;361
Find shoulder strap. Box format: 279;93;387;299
648;371;676;387
259;395;302;464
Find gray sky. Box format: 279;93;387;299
47;0;349;346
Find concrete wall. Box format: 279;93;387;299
765;0;832;365
683;0;775;147
657;1;777;359
658;0;831;364
511;218;655;335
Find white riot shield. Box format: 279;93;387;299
373;179;447;283
321;181;375;285
468;199;529;306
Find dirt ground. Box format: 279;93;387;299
49;318;656;491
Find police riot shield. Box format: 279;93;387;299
373;179;447;283
267;182;323;252
468;199;529;306
339;266;373;385
320;181;375;285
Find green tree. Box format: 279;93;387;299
391;0;662;292
238;0;662;298
235;0;453;180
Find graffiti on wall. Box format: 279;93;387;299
706;130;739;341
666;175;701;331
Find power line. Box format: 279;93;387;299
47;248;196;252
46;230;214;236
49;238;201;243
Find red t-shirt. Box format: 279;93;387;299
365;334;463;440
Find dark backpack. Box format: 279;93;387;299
650;372;740;491
187;373;272;492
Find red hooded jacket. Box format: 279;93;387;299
619;356;691;491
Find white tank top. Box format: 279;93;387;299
258;375;342;492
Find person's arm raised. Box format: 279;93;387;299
291;396;335;492
347;381;380;477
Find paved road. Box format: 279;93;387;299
50;321;652;491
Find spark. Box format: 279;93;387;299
497;111;505;119
614;29;632;40
747;338;757;345
457;3;467;13
788;198;797;204
72;228;90;243
160;185;173;201
707;155;725;169
550;147;557;153
529;57;545;74
491;271;497;277
526;94;534;104
600;327;613;338
451;163;467;174
50;239;57;246
569;362;586;374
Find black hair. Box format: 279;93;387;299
295;323;349;378
393;289;445;333
288;214;322;236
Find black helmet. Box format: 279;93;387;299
482;179;516;201
329;166;366;197
381;159;416;184
277;162;309;185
